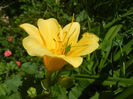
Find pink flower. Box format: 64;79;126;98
4;50;12;57
16;61;21;67
8;36;13;42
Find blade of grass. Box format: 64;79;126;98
73;74;133;87
99;25;122;72
125;56;133;69
114;86;133;99
104;9;133;29
114;39;133;61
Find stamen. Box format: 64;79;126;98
53;38;56;42
71;44;89;47
72;13;75;23
57;32;61;40
52;38;64;55
53;38;58;49
62;31;67;42
50;14;76;55
68;13;75;33
62;14;75;45
65;14;76;46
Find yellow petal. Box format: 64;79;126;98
68;33;99;56
82;33;99;42
37;18;62;50
62;56;83;68
43;55;83;71
20;23;44;45
62;22;80;45
23;36;53;57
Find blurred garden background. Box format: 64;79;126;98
0;0;133;99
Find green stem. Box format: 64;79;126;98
45;71;53;90
35;71;53;99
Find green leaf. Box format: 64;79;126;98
8;92;21;99
114;39;133;61
125;56;133;69
0;84;6;96
104;9;133;28
0;96;8;99
21;62;38;74
114;86;133;99
101;25;122;49
76;10;88;22
90;92;99;99
51;84;68;99
99;91;114;99
3;74;22;94
69;81;89;99
99;25;122;71
73;74;133;87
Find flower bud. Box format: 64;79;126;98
59;76;73;89
16;61;21;67
4;50;12;57
27;87;37;98
8;36;13;42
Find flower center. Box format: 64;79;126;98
50;39;66;55
49;14;75;55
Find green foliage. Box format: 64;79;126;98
3;74;22;94
21;62;38;74
0;74;22;99
68;80;89;99
114;86;133;99
90;92;99;99
114;39;133;61
0;0;133;99
99;25;122;71
51;84;68;99
8;92;21;99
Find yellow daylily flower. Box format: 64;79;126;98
20;17;99;72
